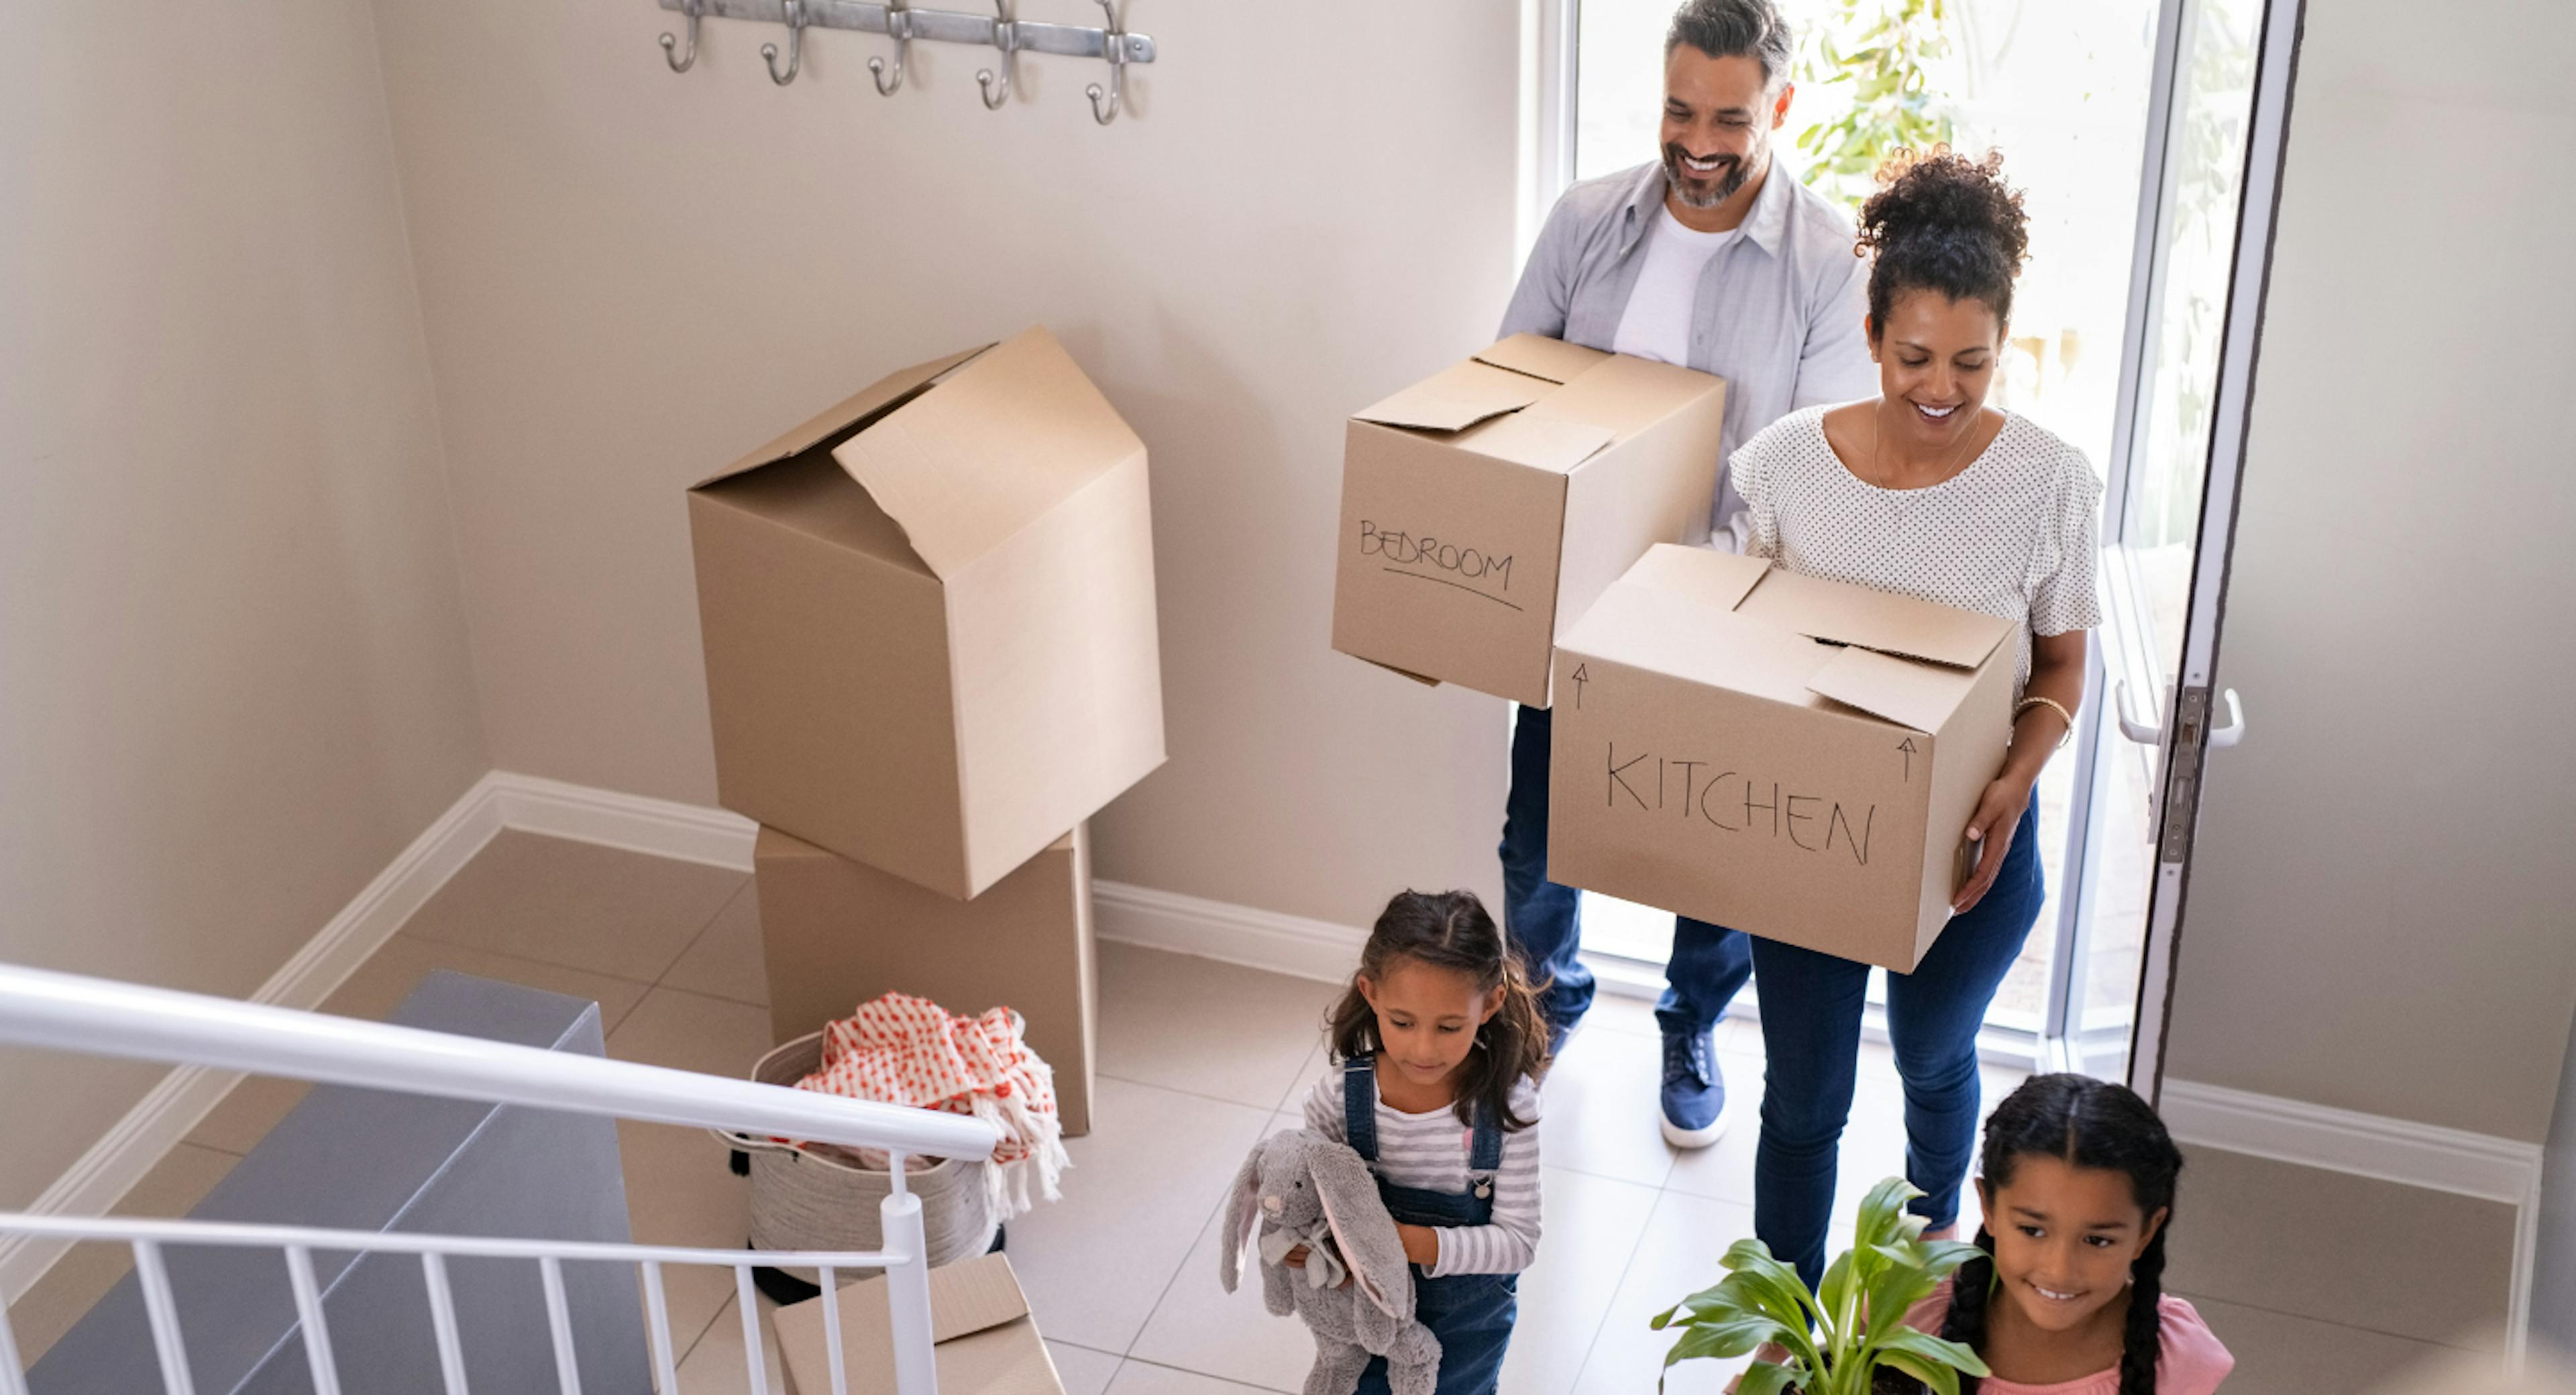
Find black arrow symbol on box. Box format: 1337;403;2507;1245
1571;664;1589;710
1898;736;1917;782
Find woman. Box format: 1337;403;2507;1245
1728;148;2100;1287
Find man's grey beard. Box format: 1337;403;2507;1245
1664;136;1764;209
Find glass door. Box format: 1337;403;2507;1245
2116;0;2306;1097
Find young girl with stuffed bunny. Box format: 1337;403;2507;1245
1287;889;1553;1395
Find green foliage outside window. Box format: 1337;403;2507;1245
1793;0;1960;213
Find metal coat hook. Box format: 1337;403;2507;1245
660;0;703;71
869;3;912;95
975;0;1017;109
1084;0;1125;124
762;0;806;84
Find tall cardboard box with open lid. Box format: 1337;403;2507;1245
1545;545;2019;972
1330;335;1729;708
687;327;1165;901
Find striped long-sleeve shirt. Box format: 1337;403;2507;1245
1301;1067;1542;1278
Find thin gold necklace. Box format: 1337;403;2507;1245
1868;398;1984;493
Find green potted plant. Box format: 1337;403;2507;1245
1650;1176;1991;1395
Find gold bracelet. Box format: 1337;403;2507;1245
2015;695;2076;749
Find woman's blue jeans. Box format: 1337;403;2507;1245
1751;799;2046;1290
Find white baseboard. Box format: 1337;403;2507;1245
2161;1077;2543;1360
486;772;757;872
1091;880;1364;985
0;772;511;1305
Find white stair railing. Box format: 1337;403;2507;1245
0;962;1004;1395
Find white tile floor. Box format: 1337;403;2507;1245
3;830;2055;1394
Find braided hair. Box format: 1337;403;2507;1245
1327;890;1553;1130
1922;1074;2184;1395
1856;147;2031;338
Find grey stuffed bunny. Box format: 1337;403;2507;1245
1220;1128;1442;1395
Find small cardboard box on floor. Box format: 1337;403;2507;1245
1546;545;2017;972
687;327;1165;901
775;1253;1064;1395
755;823;1098;1135
1330;334;1728;708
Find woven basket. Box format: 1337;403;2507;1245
714;1030;998;1284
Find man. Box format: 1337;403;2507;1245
1497;0;1876;1148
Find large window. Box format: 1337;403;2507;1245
1555;0;2261;1064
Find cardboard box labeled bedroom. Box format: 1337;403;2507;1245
1546;545;2019;972
1330;334;1727;708
687;326;1167;902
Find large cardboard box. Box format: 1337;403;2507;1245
1546;545;2017;971
756;823;1097;1135
775;1253;1065;1395
688;327;1165;901
1330;335;1728;708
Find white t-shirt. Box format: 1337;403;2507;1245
1728;405;2105;692
1611;205;1741;368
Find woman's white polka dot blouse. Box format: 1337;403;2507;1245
1727;404;2104;694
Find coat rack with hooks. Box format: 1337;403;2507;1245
658;0;1155;124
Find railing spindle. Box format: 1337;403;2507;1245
421;1251;472;1395
282;1245;343;1395
641;1260;681;1393
131;1239;198;1395
541;1256;583;1394
0;1296;31;1395
735;1265;767;1393
818;1264;850;1395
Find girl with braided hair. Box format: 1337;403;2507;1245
1879;1074;2233;1394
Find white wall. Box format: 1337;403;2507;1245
0;0;489;1207
2163;0;2576;1141
365;1;1527;930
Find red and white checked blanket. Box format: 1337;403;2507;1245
792;993;1067;1219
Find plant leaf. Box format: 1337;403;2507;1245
1720;1238;1828;1325
1735;1360;1804;1395
1854;1177;1922;1253
1877;1350;1960;1395
1661;1316;1797;1365
1874;1327;1992;1378
1914;1238;1990;1280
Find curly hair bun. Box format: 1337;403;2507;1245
1858;147;2031;332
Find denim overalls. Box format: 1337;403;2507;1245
1344;1055;1518;1395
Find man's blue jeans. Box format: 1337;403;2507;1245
1498;704;1752;1042
1750;799;2047;1290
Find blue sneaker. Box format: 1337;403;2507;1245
1659;1027;1727;1149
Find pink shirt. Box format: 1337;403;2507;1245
1896;1279;2235;1395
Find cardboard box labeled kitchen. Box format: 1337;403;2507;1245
756;823;1098;1135
1547;545;2017;971
688;327;1165;900
1330;335;1727;708
775;1253;1065;1395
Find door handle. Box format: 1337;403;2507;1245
2207;688;2245;748
2113;680;2160;745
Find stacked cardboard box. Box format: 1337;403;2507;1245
687;326;1164;1135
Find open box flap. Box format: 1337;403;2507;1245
1562;574;1833;708
1620;543;1772;613
1805;644;1975;732
1472;333;1611;386
1454;414;1616;473
692;345;991;490
1733;567;2012;669
833;326;1144;580
1353;358;1554;433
